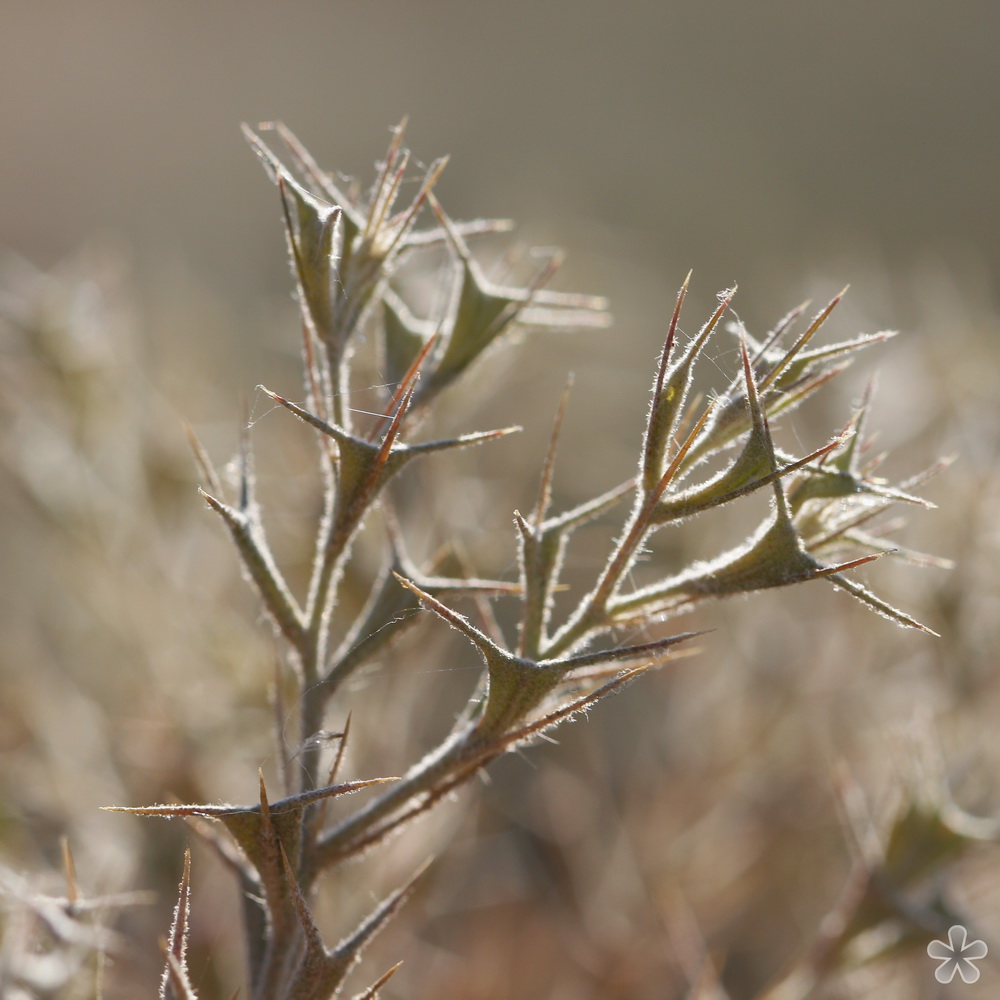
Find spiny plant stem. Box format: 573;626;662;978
113;122;940;1000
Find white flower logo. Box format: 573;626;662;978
927;925;988;984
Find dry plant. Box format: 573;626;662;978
5;122;991;1000
110;121;945;999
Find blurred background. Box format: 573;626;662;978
2;2;1000;998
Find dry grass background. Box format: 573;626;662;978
2;3;1000;998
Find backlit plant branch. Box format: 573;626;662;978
107;122;941;1000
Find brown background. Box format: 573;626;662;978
3;1;998;315
3;3;1000;998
